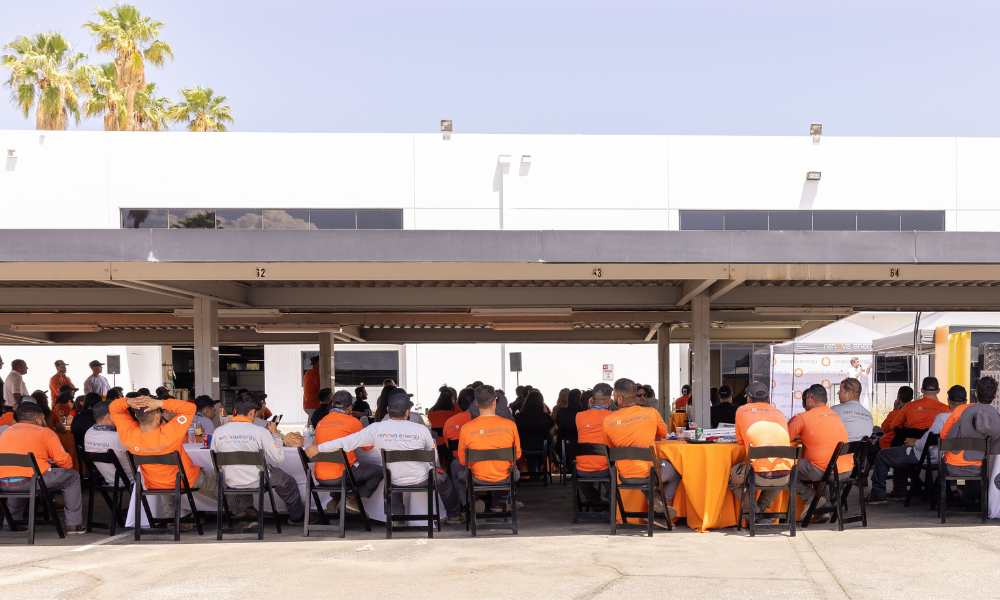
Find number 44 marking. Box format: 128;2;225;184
256;268;266;278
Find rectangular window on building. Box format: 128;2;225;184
723;211;768;231
310;209;357;229
813;211;857;231
169;209;218;229
767;211;812;231
300;350;400;388
857;211;901;231
263;209;313;229
121;209;169;228
357;209;404;230
216;209;263;229
119;208;405;230
901;211;945;231
679;211;724;230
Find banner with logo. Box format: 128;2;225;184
770;352;873;418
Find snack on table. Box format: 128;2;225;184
283;431;304;447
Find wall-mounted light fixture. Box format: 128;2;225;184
521;155;531;164
6;149;14;158
806;171;822;181
497;154;511;167
441;119;452;141
810;123;822;143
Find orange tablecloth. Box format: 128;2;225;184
668;413;688;433
656;440;745;532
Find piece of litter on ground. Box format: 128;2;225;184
355;543;374;552
415;539;428;545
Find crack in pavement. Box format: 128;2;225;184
574;563;625;600
29;563;104;600
787;532;851;599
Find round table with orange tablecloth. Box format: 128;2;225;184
668;412;688;433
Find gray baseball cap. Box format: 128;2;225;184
746;381;769;400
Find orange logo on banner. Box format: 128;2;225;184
822;379;830;388
794;368;803;377
772;358;777;367
821;357;831;366
771;380;777;388
793;390;802;400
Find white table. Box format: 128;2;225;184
988;456;1000;519
125;444;444;527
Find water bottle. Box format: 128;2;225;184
302;423;314;447
187;422;196;444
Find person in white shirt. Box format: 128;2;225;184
192;396;217;434
3;359;30;407
83;400;135;485
306;392;465;525
831;377;875;442
867;384;966;503
83;360;111;397
210;391;306;525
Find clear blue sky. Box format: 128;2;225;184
2;0;998;136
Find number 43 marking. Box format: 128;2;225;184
256;268;266;278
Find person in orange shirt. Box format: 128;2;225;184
48;360;75;401
888;377;949;433
728;381;792;520
575;382;614;503
313;390;383;513
109;394;221;522
427;385;460;446
302;355;321;421
458;385;522;511
444;388;475;499
787;384;853;522
939;376;1000;491
602;378;675;527
878;386;913;450
673;384;692;412
0;402;85;534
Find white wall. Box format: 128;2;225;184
0;346;133;395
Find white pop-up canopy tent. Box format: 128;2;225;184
772;320;880;355
872;312;1000;355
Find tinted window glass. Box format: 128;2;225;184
310;210;357;229
724;211;768;230
216;209;262;229
357;210;403;230
767;211;812;231
263;209;313;229
680;211;724;230
857;211;900;231
901;211;944;231
121;209;168;228
169;209;218;229
813;211;857;231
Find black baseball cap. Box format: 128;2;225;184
921;377;940;392
89;360;104;368
92;399;112;419
386;390;414;414
58;384;78;394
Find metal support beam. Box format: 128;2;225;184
708;278;745;302
160;345;173;393
644;322;662;342
193;298;219;399
690;291;711;427
319;332;335;392
676;279;717;306
657;327;670;419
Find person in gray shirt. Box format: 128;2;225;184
832;377;874;442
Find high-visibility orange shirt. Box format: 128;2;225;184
49;402;73;429
49;374;74;401
735;403;791;473
443;412;472;443
302;368;320;410
602;405;668;479
458;415;522;483
429;406;460;444
674;395;690;410
889;396;948;432
0;412;13;427
0;423;72;477
878;408;902;449
787;406;853;473
110;398;199;490
314;410;364;480
575;407;611;471
940;403;978;467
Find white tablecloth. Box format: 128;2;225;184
988;456;1000;519
125;444;443;527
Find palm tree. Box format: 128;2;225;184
84;4;173;131
82;62;125;130
1;32;88;130
133;82;172;131
171;86;233;132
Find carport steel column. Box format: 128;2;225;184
193;298;220;399
319;332;335;391
657;328;670;419
690;291;711;426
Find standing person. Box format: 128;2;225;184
312;390;384;513
787;384;853;522
603;378;676;527
575;383;614;503
309;388;334;429
0;402;85;534
458;385;522;513
49;360;74;401
831;377;874;442
877;386;914;451
83;360;110;397
302;355;321;422
710;385;738;428
3;359;29;407
211;391;307;525
514;391;555;474
728;382;791;522
867;385;966;504
352;385;371;416
308;391;465;525
84;399;135;485
674;385;692;412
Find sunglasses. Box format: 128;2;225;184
636;392;647;397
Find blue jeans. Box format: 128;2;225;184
871;446;919;498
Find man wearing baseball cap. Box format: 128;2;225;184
83;360;110;397
49;360;75;401
886;377;949;433
84;399;135;485
729;382;791;522
309;390;383;514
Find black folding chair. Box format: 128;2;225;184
465;446;518;536
903;432;939;508
297;448;371;537
891;427;928;448
381;449;441;539
571;443;611;522
431;427;453;469
210;449;282;540
81;450;130;535
735;445;801;537
560;439;577;486
519;440;551;486
127;451;204;541
800;438;870;531
937;436;990;524
608;446;672;536
0;453;65;544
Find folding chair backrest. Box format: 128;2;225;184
0;453;36;469
466;447;516;464
608;446;655;463
747;445;801;461
894;427;927;446
448;439;458;452
382;449;435;464
842;440;866;457
212;450;266;468
939;437;989;454
431;428;444;440
573;443;608;458
131;452;180;467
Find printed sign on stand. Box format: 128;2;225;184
602;364;614;382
